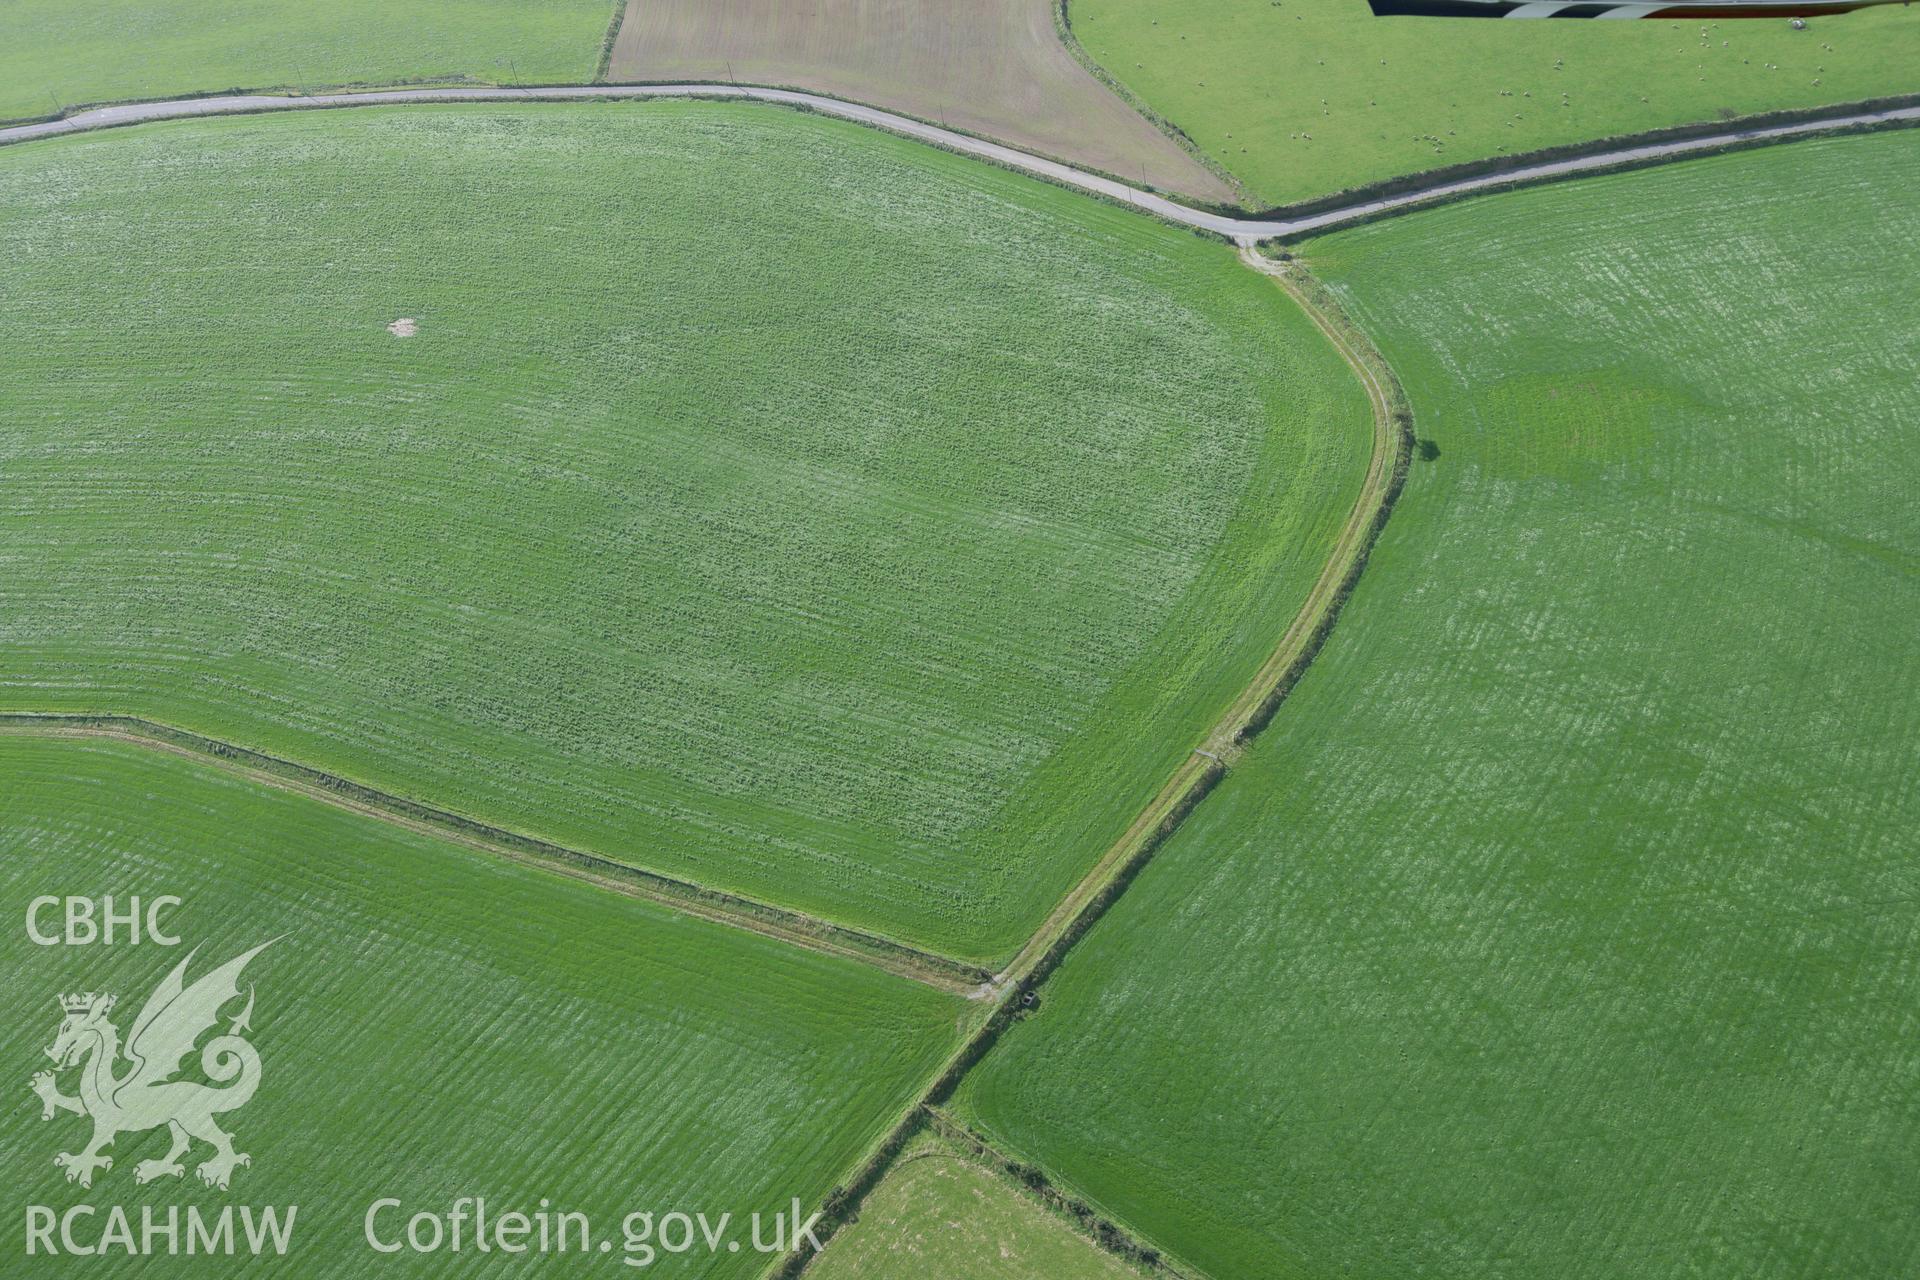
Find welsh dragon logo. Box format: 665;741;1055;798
31;941;272;1191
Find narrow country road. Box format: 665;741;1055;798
3;83;1915;242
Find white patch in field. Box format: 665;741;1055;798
387;318;418;338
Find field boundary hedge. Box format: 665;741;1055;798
0;713;987;994
917;1107;1192;1276
1253;91;1920;230
1051;0;1245;208
1227;247;1413;745
773;256;1413;1280
593;0;630;84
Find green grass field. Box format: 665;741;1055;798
0;733;960;1275
809;1129;1147;1279
958;131;1920;1277
0;0;618;125
1070;0;1920;205
0;101;1370;965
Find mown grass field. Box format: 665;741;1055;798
959;132;1920;1277
0;101;1371;965
809;1129;1147;1279
1070;0;1920;205
0;0;617;125
0;734;961;1275
607;0;1229;200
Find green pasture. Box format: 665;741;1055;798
1071;0;1920;205
0;734;960;1275
960;132;1920;1277
809;1129;1147;1279
0;101;1370;964
0;0;617;124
